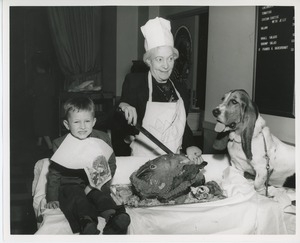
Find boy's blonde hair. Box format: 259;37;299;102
63;96;95;120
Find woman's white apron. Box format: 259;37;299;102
130;71;186;156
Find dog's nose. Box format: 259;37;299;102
212;108;221;117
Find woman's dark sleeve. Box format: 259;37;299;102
173;81;196;152
182;122;196;153
110;74;140;156
115;74;139;129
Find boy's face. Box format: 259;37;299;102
63;110;96;140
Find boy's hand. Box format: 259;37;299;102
45;201;60;209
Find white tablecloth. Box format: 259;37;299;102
32;154;295;234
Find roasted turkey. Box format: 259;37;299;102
130;154;207;202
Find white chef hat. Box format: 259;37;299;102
141;17;174;51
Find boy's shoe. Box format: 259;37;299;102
80;216;100;235
103;205;131;234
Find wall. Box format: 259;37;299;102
205;6;256;120
203;6;256;152
260;114;295;145
116;7;139;96
203;6;295;152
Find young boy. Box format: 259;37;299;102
45;96;130;234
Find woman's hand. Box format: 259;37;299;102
45;201;60;209
186;146;203;164
119;102;137;126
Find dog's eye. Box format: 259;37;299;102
231;99;238;104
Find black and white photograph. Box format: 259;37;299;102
2;0;299;242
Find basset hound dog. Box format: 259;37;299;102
212;89;295;193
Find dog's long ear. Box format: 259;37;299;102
213;131;230;151
240;92;259;160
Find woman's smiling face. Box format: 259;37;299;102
147;46;175;82
63;109;96;140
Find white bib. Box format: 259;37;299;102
51;134;112;190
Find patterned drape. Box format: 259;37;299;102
48;7;102;90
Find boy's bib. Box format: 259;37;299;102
51;134;112;190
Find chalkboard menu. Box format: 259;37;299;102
254;6;295;118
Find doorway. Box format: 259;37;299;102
169;9;209;141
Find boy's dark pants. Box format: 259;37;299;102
59;184;117;233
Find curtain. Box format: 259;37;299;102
48;7;102;91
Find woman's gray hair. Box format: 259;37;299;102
143;46;179;65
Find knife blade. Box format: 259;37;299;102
117;108;174;154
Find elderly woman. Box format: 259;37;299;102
117;17;202;163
